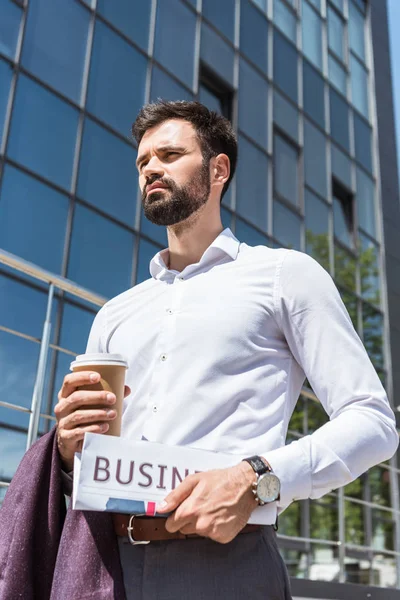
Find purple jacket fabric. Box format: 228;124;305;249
0;428;126;599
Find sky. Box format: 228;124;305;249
387;0;400;180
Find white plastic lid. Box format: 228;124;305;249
70;353;128;371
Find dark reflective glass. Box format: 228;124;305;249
362;304;384;371
274;134;298;206
136;238;162;285
200;23;235;87
240;0;268;72
252;0;267;11
273;0;296;43
330;88;350;151
0;330;40;409
0;274;48;339
305;189;330;272
331;143;352;189
68;204;134;298
310;495;339;540
350;55;369;119
0;426;27;481
339;288;358;329
302;0;323;70
0;405;29;431
0;58;12;147
359;233;380;306
0;165;68;273
234;218;269;247
328;54;347;95
140;208;169;247
236;135;268;231
87;20;147;136
22;0;89;102
8;75;79;189
150;66;194;103
273;200;301;250
304;120;327;199
0;0;22;60
345;499;365;545
356;168;376;238
239;60;268;147
327;6;345;61
59;302;96;355
202;0;235;41
273;30;297;102
221;206;232;230
349;1;365;61
78;118;138;226
333;197;353;248
303;61;325;129
354;113;372;172
154;0;196;89
199;85;223;114
97;0;151;51
369;466;391;508
334;245;356;292
330;0;344;11
274;90;298;142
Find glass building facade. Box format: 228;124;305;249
0;0;399;596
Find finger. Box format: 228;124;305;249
55;389;116;421
59;422;110;446
124;385;131;398
60;407;117;430
157;473;200;513
59;371;100;401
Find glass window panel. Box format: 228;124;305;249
274;135;298;206
0;330;40;409
96;0;151;52
0;58;13;148
0;274;48;339
236;136;268;230
369;466;390;508
274;90;298;142
328;54;347;96
345;499;365;545
44;349;73;418
150;66;194;103
359;233;380;306
140;207;169;247
273;29;298;102
339;288;358;329
305;189;330;271
0;404;29;430
154;0;196;89
333;197;353;248
349;1;365;62
0;0;22;60
307;0;321;9
221;206;232;230
8;75;79;190
59;303;96;355
327;6;345;61
87;20;147;136
199;85;223;114
362;304;384;371
330;0;343;11
200;23;235;87
304;120;327;198
0;165;68;273
329;87;350;151
251;0;267;11
353;113;372;172
202;0;235;41
78;118;138;226
303;60;325;128
301;0;322;69
334;245;356;292
240;0;268;73
136;238;161;285
68;204;134;298
22;0;89;103
0;426;27;481
273;200;301;249
350;55;369;119
356;168;376;238
310;495;338;540
331;143;352;189
239;60;268;147
273;0;297;43
372;509;394;552
235;217;269;247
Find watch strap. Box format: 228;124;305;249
242;455;271;476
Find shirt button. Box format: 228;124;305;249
160;353;167;361
152;405;158;413
166;308;173;315
178;276;184;281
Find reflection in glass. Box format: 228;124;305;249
78;118;138;226
362;304;384;371
0;405;30;430
240;0;268;73
199;85;223;114
328;54;347;96
0;274;47;339
200;23;235;87
0;165;69;273
234;218;268;247
330;87;349;151
345;499;365;545
239;59;268;148
202;0;235;42
96;0;151;51
0;330;40;409
302;0;322;70
150;66;194;103
0;58;12;147
273;30;298;102
356;169;376;238
273;201;301;250
154;0;196;89
87;20;147;136
22;0;89;102
304;120;327;198
236;136;268;231
273;0;296;43
359;234;380;306
274;135;298;206
274;90;298;142
354;113;372;172
8;75;79;190
333;196;353;248
349;1;365;62
310;495;338;541
136;238;162;285
328;7;345;61
0;0;22;59
305;189;330;272
334;245;356;292
351;55;369;119
0;427;27;481
68;204;134;298
303;61;325;128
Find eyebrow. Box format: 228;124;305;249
136;145;187;168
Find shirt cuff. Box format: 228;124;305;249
264;441;312;508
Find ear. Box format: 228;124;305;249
211;154;230;188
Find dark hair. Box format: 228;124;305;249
132;100;237;200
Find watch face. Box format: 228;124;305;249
257;473;280;503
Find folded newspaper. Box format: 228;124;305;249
72;432;277;525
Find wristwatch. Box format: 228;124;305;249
242;455;281;505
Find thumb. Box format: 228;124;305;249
124;385;131;398
157;473;200;513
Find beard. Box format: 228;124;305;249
142;162;210;226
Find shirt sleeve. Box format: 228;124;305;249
265;250;398;511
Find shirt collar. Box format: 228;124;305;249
149;228;240;280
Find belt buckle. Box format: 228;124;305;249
127;514;150;546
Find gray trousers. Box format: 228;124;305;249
118;526;292;600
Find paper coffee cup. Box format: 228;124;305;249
70;353;128;437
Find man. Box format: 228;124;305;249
55;101;398;599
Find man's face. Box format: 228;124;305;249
136;119;210;226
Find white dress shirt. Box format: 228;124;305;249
86;228;398;524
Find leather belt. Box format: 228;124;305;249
113;513;261;544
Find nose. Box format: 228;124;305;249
142;155;164;180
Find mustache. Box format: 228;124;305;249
144;176;175;195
